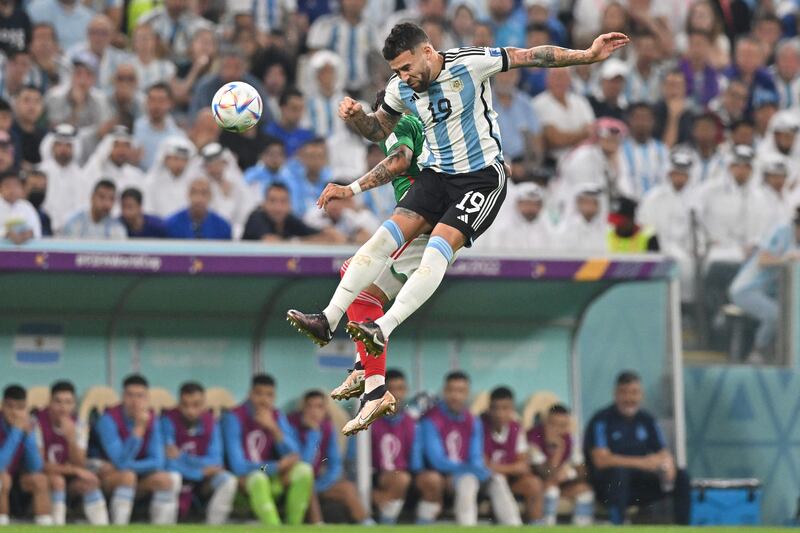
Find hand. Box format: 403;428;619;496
317;183;353;209
12;413;31;433
587;32;630;63
641;454;664;472
666;97;687;117
59;416;76;441
203;465;223;477
338;97;364;121
254;409;277;432
166;444;181;460
278;454;299;474
73;467;99;485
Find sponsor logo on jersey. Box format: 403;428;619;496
489;47;502;57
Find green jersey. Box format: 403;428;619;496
379;114;424;203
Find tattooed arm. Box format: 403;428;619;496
506;32;630;69
316;145;413;209
338;97;401;142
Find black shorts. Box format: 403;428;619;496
397;161;507;245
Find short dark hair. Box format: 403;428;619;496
263;136;285;151
303;389;325;402
302;137;326;149
548;403;570;416
93;179;116;194
147;82;173;99
3;384;25;401
279;87;303;107
121;187;143;205
490;386;514;402
266;182;289;196
18;84;42;97
525;22;550;34
252;373;275;388
50;380;75;396
179;381;204;396
6;48;28;61
627;101;653;117
123;374;149;389
731;118;755;131
693;111;720;128
386;368;405;382
445;370;470;384
382;23;430;61
616;370;641;387
687;28;714;42
0;98;12;113
0;171;21;184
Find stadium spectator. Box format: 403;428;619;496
242;182;339;242
0;124;16;174
653;70;694;147
758;110;800;185
589;58;629;121
282;137;333;217
532;67;595;163
187;108;220;153
481;387;540;525
133;82;183;171
759;157;793;235
0;170;41;243
305;51;345;138
190;46;269;119
528;404;594;526
306;0;377;95
44;52;110;136
772;39;800;110
22;168;51;236
160;382;237;524
493;68;542;167
94;374;181;525
524;0;567;47
170;27;217;114
83;126;145;192
626;31;665;105
752;93;780;143
679;29;721;108
11;85;46;167
196;142;253;235
263;88;314;158
0;384;52;525
517;22;550;98
303;180;380;244
472;21;494;47
696;144;769;264
243;137;289;194
584;371;690;525
729;209;800;363
553;185;607;255
28;23;70;92
119;187;166;238
33;380;109;525
26;0;93;52
251;49;291;122
478;183;554;253
638;150;700;302
145;136;195;218
358;144;397;222
708;80;748;133
131;24;177;94
607;196;660;253
621;103;668;199
165;177;233;240
0;0;30;55
418;371;516;526
449;3;476;47
102;63;143;135
677;0;730;70
485;0;525;48
290;390;371;524
753;14;783;65
68;15;131;92
0;49;36;103
683;112;727;186
138;0;211;65
38;124;84;231
221;373;313;526
61;179;127;239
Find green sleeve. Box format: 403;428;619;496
381;116;419;156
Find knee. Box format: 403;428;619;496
394;470;412;490
151;472;175;492
519;475;543;497
28;472;49;492
290;462;313;482
455;473;479;493
48;474;66;492
120;470;138;488
0;471;11;493
416;471;443;493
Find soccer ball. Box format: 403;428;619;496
211;82;263;133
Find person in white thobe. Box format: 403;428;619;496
38;124;87;232
145;136;196;218
476;182;556;254
82;126;147;203
553;184;608;255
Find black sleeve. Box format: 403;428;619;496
644;414;667;453
647;235;660;252
287;216;321;238
242;211;272;240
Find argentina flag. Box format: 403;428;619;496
14;323;63;366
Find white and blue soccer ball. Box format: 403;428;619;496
211;81;263;133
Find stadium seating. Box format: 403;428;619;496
78;386;119;423
25;386;49;411
205;387;236;416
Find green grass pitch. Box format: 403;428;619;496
0;527;790;532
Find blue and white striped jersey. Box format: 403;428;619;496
382;46;509;175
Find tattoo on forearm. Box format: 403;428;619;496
514;45;591;68
351;111;398;142
357;149;408;192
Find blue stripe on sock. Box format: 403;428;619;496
382;220;404;248
114;486;135;500
427;236;453;263
154;490;174;503
83;489;103;504
51;490;66;503
211;471;232;490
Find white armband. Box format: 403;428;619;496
349;181;363;195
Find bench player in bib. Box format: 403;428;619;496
289;23;629;429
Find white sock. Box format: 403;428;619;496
150;472;181;525
365;375;385;395
379;499;404;523
51;490;66;525
111;486;135;525
324;223;402;331
573;490;594;526
454;473;479;526
207;471;237;525
415;500;441;523
488;474;522;525
34;515;53;525
376;237;452;338
83;489;109;525
0;514;7;525
544;485;560;526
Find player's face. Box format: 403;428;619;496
1;398;26;425
179;391;205;422
489;398;514;427
250;384;275;411
389;44;435;93
443;378;469;413
545;412;570;437
303;397;326;426
386;377;408;404
123;384;149;417
614;382;642;418
49;391;76;420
